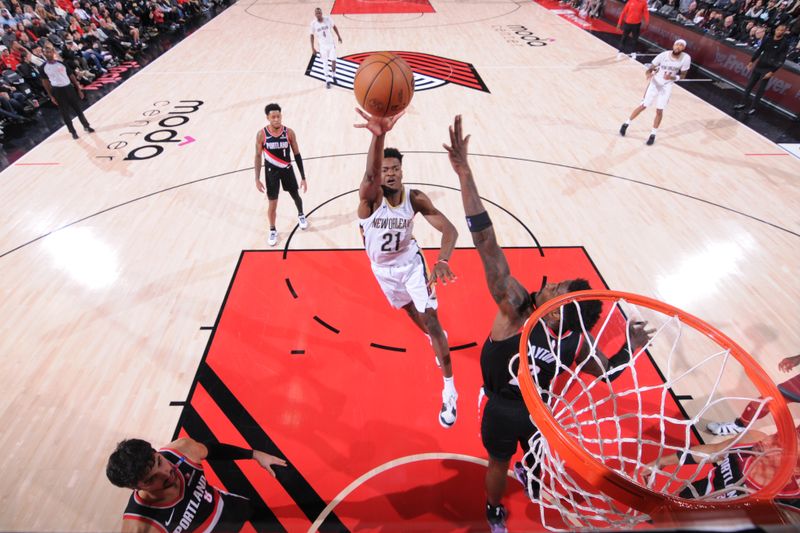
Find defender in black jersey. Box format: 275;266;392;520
254;103;309;247
106;437;286;532
443;115;653;533
650;426;800;505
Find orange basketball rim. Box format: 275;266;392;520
517;290;798;524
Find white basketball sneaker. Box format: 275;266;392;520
298;214;308;230
268;229;278;246
706;420;745;436
439;389;458;428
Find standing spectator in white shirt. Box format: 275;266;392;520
309;7;342;89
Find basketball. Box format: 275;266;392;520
353;52;415;117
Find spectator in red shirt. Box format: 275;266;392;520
617;0;650;58
68;17;84;35
56;0;75;14
9;41;25;65
0;45;20;70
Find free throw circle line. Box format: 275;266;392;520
308;452;513;531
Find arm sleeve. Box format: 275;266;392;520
294;153;306;180
604;346;631;383
204;442;254;460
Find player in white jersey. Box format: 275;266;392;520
619;39;691;146
310;7;342;89
355;108;460;428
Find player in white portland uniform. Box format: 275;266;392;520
310;7;342;89
619;38;691;145
355;108;460;428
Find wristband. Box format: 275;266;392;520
437;259;449;265
466;211;492;233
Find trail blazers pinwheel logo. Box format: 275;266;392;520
305;51;490;93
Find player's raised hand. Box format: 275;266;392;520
629;320;655;350
354;108;404;136
779;354;800;373
253;451;287;477
429;260;457;287
443;114;471;174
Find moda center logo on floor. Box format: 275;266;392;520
95;100;204;162
305;51;490;93
493;25;551;47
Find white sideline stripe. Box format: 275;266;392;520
778;143;800;160
307;452;514;532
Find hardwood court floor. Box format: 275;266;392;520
1;0;798;530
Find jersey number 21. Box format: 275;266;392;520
381;232;400;252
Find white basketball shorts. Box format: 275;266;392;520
319;44;337;63
642;81;673;110
370;252;438;313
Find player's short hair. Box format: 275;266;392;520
383;147;403;162
106;439;156;488
561;279;602;332
264;103;281;115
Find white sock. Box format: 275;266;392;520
624;119;631;125
443;376;456;395
651;128;658;135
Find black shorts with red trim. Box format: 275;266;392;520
265;165;298;200
217;492;252;530
481;393;536;462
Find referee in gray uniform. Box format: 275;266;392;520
40;46;95;139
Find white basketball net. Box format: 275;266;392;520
518;296;782;531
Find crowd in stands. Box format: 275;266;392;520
652;0;800;62
0;0;228;143
559;0;799;64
